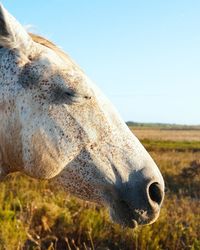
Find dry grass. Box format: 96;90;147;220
132;128;200;141
0;127;199;249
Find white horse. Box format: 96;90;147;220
0;4;164;228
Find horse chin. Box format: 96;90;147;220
109;202;160;229
110;209;138;229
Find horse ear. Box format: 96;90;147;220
0;4;32;53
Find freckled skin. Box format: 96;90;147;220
0;5;165;228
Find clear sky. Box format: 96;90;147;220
2;0;200;124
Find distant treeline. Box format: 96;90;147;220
126;121;200;130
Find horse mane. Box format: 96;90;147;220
29;33;76;66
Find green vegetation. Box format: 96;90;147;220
127;121;200;130
0;127;199;249
142;139;200;152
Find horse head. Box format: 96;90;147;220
0;5;164;228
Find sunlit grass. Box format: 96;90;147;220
142;139;200;152
0;127;199;249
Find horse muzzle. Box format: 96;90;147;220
107;175;164;228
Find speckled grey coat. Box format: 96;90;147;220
0;4;164;228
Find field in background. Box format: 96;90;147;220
132;128;200;141
0;125;199;250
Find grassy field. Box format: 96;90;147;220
0;126;199;250
132;128;200;141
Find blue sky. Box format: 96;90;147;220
2;1;200;124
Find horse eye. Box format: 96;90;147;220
53;86;91;104
63;91;92;102
64;91;76;98
63;91;80;103
53;87;76;103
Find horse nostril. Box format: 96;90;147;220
148;182;163;205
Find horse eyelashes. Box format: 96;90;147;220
52;86;78;104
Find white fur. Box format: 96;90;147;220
0;4;164;228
